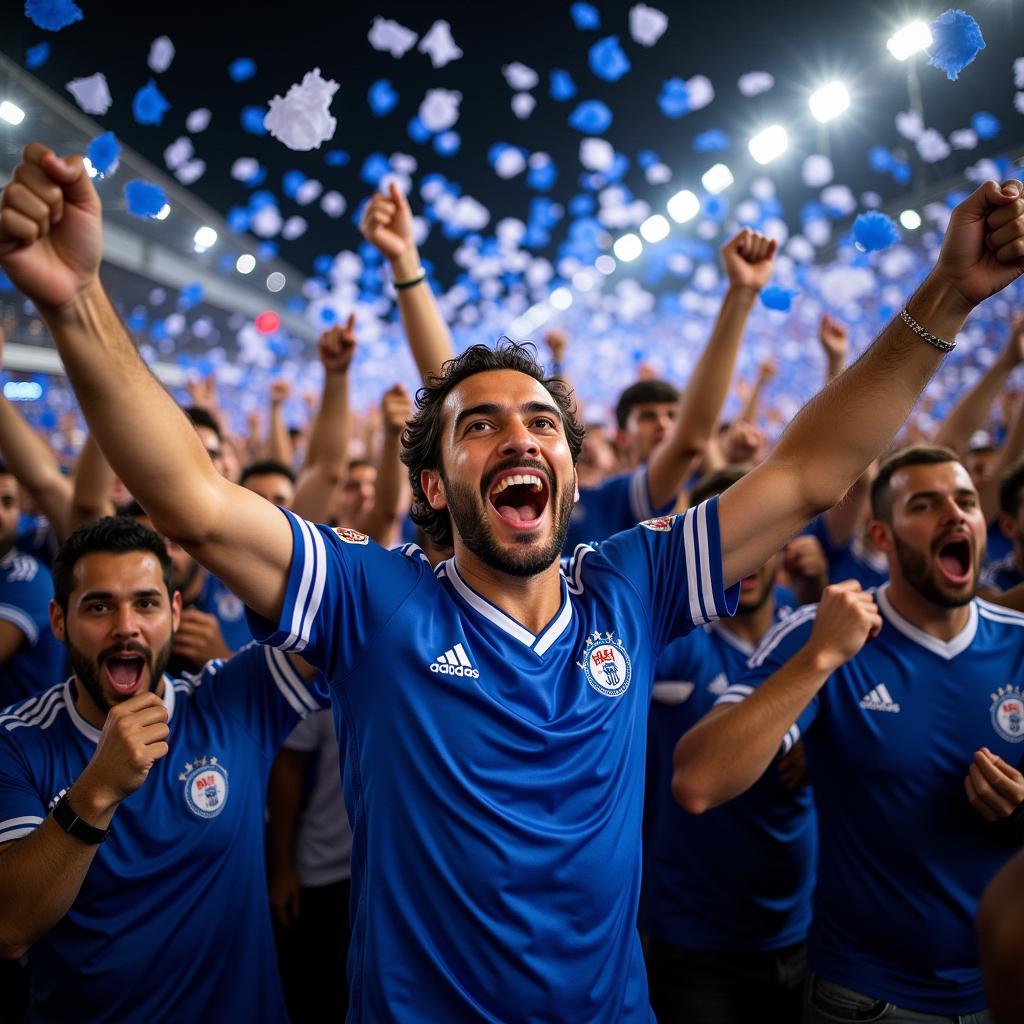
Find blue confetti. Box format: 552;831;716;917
179;283;204;310
569;99;613;134
589;36;630;82
324;150;349;167
928;9;985;81
257;242;278;261
361;153;391;186
606;153;629;183
892;162;912;185
636;150;660;169
241;105;267;135
693;129;730;152
228;57;256;82
24;0;82;31
132;80;170;126
433;131;461;156
407;116;432;143
703;195;728;221
760;285;797;312
868;146;894;173
658;78;691;119
282;170;307;198
313;254;333;275
853;211;901;251
124;179;168;219
549;69;577;102
248;190;276;211
227;207;250;232
569;194;595;216
527;157;557;191
570;2;600;30
125;309;147;332
319;307;338;325
242;165;266;188
971;111;1000;139
368;79;399;116
25;41;50;68
86;132;120;177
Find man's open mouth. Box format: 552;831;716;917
487;469;551;529
104;653;146;695
935;535;973;586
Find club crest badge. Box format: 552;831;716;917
991;685;1024;743
640;515;676;532
180;756;229;818
577;630;632;698
335;527;369;545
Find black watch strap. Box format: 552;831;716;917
51;795;111;844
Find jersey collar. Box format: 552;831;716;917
875;583;978;661
709;620;755;657
66;674;176;743
440;558;574;656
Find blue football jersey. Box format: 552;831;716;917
980;554;1023;594
734;585;1024;1014
0;644;323;1023
247;500;738;1023
641;603;816;953
804;515;889;590
564;465;676;551
0;550;66;708
985;520;1013;569
196;572;253;653
15;514;58;567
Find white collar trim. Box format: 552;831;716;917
876;583;977;660
67;674;175;743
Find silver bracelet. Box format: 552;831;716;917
899;308;956;353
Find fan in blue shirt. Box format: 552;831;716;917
0;517;322;1023
6;147;1021;1022
674;446;1024;1021
979;462;1024;597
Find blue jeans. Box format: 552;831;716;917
803;975;992;1024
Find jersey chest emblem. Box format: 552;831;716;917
990;685;1024;743
640;515;675;532
216;591;244;622
577;630;632;698
334;527;368;545
179;756;229;818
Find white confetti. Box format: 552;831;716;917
895;110;924;141
251;205;283;238
282;216;308;240
821;184;855;216
950;128;978;150
494;147;527;178
368;17;418;58
802;154;833;188
738;71;774;97
1015;57;1024;90
503;62;538;90
231;157;259;181
320;191;346;218
1016;91;1024;116
186;108;212;133
163;136;193;171
418;88;462;132
629;4;668;46
264;68;339;151
148;36;175;74
66;73;112;115
175;159;205;185
295;179;323;206
685;75;714;111
580;137;615;172
645;162;671;185
511;93;536;119
916;128;950;163
418;20;463;68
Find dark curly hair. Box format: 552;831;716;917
400;340;585;549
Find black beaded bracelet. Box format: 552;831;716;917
393;268;427;290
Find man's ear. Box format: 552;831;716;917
49;599;66;643
868;518;895;554
422;469;447;511
573;466;580;504
171;590;182;632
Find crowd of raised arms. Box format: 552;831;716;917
0;145;1023;1024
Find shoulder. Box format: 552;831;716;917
748;603;819;669
0;552;44;587
977;598;1024;636
0;681;71;747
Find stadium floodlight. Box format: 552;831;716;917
899;209;922;230
701;163;734;194
748;125;788;165
640;214;670;243
549;287;573;310
236;253;256;274
667;189;700;223
612;233;643;262
0;101;25;126
193;226;218;252
809;81;850;123
887;21;932;61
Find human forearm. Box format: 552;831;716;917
935;353;1015;453
647;286;756;507
70;433;116;530
265;750;304;874
983;396;1024;522
267;402;293;468
303;372;349;472
360;431;408;545
390;248;454;381
672;646;830;813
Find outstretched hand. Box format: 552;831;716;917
0;143;103;312
721;229;778;293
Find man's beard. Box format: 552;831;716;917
739;579;775;615
68;635;173;714
443;461;574;577
893;532;977;609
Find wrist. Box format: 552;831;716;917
389;248;422;282
796;642;842;677
915;271;977;326
39;275;108;331
724;283;759;306
68;774;120;825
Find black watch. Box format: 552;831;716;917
51;794;111;844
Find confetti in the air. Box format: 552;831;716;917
853;211;901;251
418;89;461;132
66;73;112;115
571;2;600;30
148;36;175;74
264;68;339;151
589;36;631;82
124;180;168;219
132;80;171;126
738;71;774;97
368;79;399;116
186;108;212;133
229;57;257;82
25;42;50;68
25;0;82;31
86;132;120;177
418;21;462;68
628;5;668;47
368;17;418;58
928;9;985;81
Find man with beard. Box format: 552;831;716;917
2;144;1024;1023
0;516;322;1022
674;445;1024;1022
979;461;1024;595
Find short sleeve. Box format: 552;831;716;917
245;509;426;680
584;497;739;653
0;565;51;649
714;608;820;754
200;644;329;757
0;728;45;844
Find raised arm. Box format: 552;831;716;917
981;386;1024;524
291;320;355;523
736;357;776;429
818;313;849;383
266;379;295;468
0;143;293;621
718;179;1024;586
360;182;454;381
934;314;1023;454
69;432;116;529
672;582;879;813
646;229;776;509
0;329;73;539
359;383;413;546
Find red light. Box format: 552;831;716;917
255;311;280;334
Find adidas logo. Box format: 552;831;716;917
859;684;901;714
431;643;480;679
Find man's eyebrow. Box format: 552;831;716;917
905;488;978;502
453;401;562;432
79;588;165;602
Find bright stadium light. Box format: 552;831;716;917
154;204;171;221
809;81;850;123
640;214;670;243
612;233;643;262
0;100;25;126
887;21;933;60
701;163;734;195
748;125;788;165
193;226;218;252
667;188;700;224
549;286;573;310
899;209;922;230
236;253;256;274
